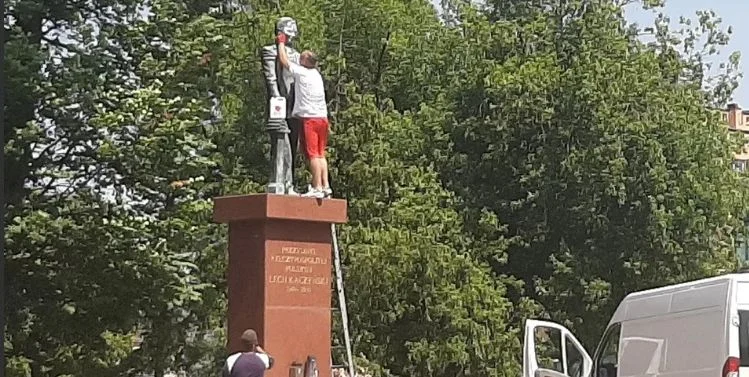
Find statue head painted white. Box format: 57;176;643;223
275;17;298;44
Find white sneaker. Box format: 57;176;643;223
301;190;316;197
287;186;300;195
323;187;333;197
302;186;324;199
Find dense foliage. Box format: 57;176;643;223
4;0;747;376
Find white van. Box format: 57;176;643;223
523;273;749;377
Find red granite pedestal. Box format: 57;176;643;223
213;194;348;377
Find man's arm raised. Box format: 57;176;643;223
276;33;290;69
255;345;274;369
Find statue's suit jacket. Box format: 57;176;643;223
260;44;301;122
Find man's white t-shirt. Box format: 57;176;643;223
289;63;327;118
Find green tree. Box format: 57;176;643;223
445;0;747;346
333;89;531;377
5;0;747;375
4;0;229;374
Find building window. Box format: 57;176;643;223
733;160;747;172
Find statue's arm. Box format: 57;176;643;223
260;46;281;98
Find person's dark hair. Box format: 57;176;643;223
241;329;258;350
301;50;318;68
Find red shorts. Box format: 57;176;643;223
300;117;329;159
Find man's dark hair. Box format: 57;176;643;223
241;329;258;350
301;50;318;68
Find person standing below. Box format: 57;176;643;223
276;32;332;198
222;329;274;377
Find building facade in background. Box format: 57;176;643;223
721;103;749;267
722;103;749;172
724;103;749;129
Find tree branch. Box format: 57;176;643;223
373;30;391;109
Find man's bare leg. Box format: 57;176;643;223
311;158;323;189
302;158;324;198
321;158;329;189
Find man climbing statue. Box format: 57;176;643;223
276;31;332;198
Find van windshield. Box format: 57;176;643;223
739;310;749;366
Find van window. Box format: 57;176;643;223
532;325;587;376
739;310;749;366
566;334;584;377
594;323;621;377
534;326;563;372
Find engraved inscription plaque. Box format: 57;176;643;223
266;241;333;307
269;246;330;294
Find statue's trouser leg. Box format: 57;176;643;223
288;118;301;181
281;133;293;190
267;132;288;194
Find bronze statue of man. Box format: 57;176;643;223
260;17;302;194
